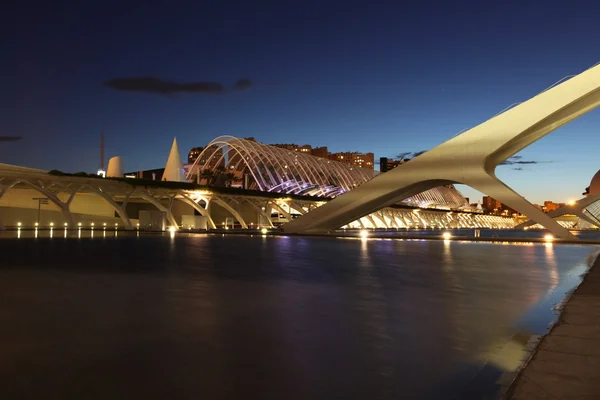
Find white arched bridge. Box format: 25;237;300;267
186;135;470;210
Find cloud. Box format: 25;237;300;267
0;136;22;142
389;152;549;171
499;156;551;166
234;78;253;91
499;156;553;171
104;77;253;96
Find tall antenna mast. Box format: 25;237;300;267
97;133;106;177
100;133;105;170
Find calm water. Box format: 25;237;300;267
0;231;598;399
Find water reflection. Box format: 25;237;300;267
545;243;559;293
0;235;596;400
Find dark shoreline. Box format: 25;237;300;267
503;250;600;399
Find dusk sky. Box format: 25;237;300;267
3;0;599;204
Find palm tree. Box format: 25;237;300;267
200;169;215;185
222;172;236;187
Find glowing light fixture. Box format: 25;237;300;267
34;222;39;227
77;222;82;227
17;222;21;227
442;232;452;240
261;228;268;234
544;234;554;242
169;226;176;233
50;222;54;227
359;230;369;238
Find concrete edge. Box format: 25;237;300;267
499;249;600;399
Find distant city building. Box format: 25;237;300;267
311;146;329;158
379;157;406;173
124;168;165;181
482;196;502;213
188;147;204;164
270;143;374;169
271;143;313;153
329;152;374;170
543;201;564;212
481;196;520;216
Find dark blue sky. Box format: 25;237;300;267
3;0;599;203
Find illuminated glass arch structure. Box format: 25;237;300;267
186;135;470;209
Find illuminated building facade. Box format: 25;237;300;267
329;152;375;170
188;147;203;164
270;143;374;170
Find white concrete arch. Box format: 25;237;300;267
83;185;134;230
19;179;76;227
242;199;275;228
211;197;249;229
175;193;218;230
137;190;179;229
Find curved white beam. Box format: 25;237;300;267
242;199;275;228
284;63;600;238
84;186;134;230
19;179;75;227
212;197;248;229
137;191;179;229
176;193;217;229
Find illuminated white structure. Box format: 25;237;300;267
590;169;600;195
106;156;124;178
0;162;515;231
186;135;470;209
284;62;600;238
163;137;186;182
517;170;600;230
516;194;600;230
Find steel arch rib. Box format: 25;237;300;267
283;62;600;238
201;138;269;190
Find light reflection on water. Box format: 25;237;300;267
0;233;597;400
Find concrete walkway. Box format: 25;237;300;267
507;252;600;399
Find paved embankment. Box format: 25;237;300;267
507;251;600;399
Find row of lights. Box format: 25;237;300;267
17;222;121;228
359;230;554;242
